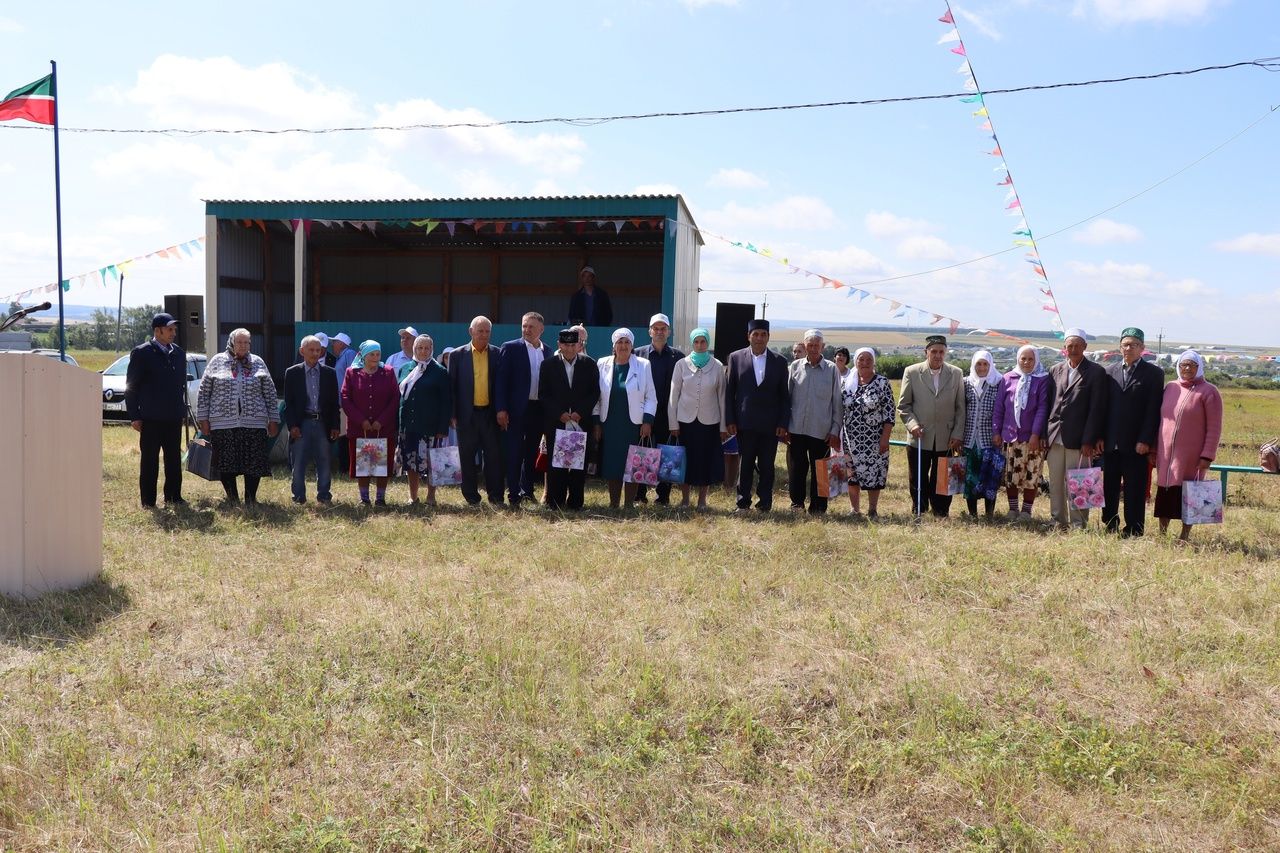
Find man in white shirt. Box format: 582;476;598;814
497;312;554;506
385;326;418;373
725;319;792;512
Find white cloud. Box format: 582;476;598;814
708;168;767;190
1071;218;1142;245
0;16;23;33
706;196;837;231
100;215;168;237
896;235;956;261
954;6;1002;39
373;98;586;174
1213;232;1280;257
1066;259;1215;301
1068;260;1154;281
0;162;14;176
1073;0;1218;24
106;55;364;130
864;210;934;238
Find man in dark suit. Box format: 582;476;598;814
496;311;554;506
538;328;600;510
1102;327;1164;537
125;312;188;508
283;335;341;504
449;315;505;506
724;319;791;512
567;266;612;326
633;312;685;505
1045;328;1109;530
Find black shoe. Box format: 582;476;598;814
375;498;387;507
635;494;649;504
654;496;670;506
291;496;306;504
165;497;187;507
141;501;157;509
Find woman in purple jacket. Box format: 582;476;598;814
992;345;1053;520
341;340;400;506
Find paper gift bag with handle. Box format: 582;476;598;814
1181;478;1223;525
553;422;588;470
816;453;850;498
623;443;662;485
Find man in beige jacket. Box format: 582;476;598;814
897;335;966;517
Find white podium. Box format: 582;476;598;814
0;353;102;599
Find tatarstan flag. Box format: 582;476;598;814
0;75;56;125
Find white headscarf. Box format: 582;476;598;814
1178;349;1206;383
1013;344;1046;429
967;349;1001;398
611;328;634;346
398;334;434;399
846;347;877;392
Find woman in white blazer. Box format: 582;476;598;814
593;328;658;508
668;327;728;508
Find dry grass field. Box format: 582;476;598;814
1;386;1278;850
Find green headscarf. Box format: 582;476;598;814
689;327;712;369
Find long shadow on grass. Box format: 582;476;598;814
0;576;131;649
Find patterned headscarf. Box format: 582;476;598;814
1013;345;1046;429
225;330;252;374
968;349;1001;398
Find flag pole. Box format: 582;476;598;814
50;60;66;362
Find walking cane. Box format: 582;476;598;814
915;437;924;522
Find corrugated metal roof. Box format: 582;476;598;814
203;194;680;204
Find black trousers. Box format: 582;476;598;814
1103;448;1150;536
906;445;952;517
504;401;543;503
787;433;831;513
139;419;183;506
736;429;779;510
458;406;505;505
544;429;587;510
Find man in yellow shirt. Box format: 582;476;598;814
448;316;505;506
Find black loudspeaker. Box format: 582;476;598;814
165;295;205;353
713;302;756;362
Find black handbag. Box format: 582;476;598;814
183;405;220;481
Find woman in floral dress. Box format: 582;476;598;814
840;347;896;518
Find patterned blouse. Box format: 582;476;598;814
962;380;997;450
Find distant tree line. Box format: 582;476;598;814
36;305;162;351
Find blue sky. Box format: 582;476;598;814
2;0;1277;345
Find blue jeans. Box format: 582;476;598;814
290;419;332;501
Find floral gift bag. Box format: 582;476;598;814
936;455;966;496
428;442;464;486
1181;479;1223;525
658;443;687;484
623;444;662;486
553;423;588;470
354;436;388;477
815;453;850;498
1066;465;1105;511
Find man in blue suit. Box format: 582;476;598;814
724;319;791;512
496;312;554;507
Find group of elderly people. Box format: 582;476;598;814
188;319;1224;541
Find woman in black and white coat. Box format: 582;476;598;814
196;328;280;505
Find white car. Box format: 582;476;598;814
101;352;206;422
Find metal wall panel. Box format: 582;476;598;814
450;294;491;323
217;286;263;325
217;224;264;279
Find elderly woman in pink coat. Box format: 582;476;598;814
1153;350;1223;541
992;345;1053;520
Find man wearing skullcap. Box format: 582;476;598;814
539;329;600;510
897;335;966;516
568;266;613;326
725;319;791;512
1102;327;1164;537
786;329;842;514
634;312;685;504
1045;328;1108;529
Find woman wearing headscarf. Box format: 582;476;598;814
992;344;1053;520
1153;350;1223;541
396;334;451;507
340;339;400;506
593;328;657;508
840;347;896;518
196;328;280;505
668;327;727;509
962;350;1003;519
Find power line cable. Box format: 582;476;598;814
2;58;1276;137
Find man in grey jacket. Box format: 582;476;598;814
1045;328;1108;529
897;335;966;517
786;329;842;514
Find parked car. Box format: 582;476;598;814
101;352;206;422
30;349;80;367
